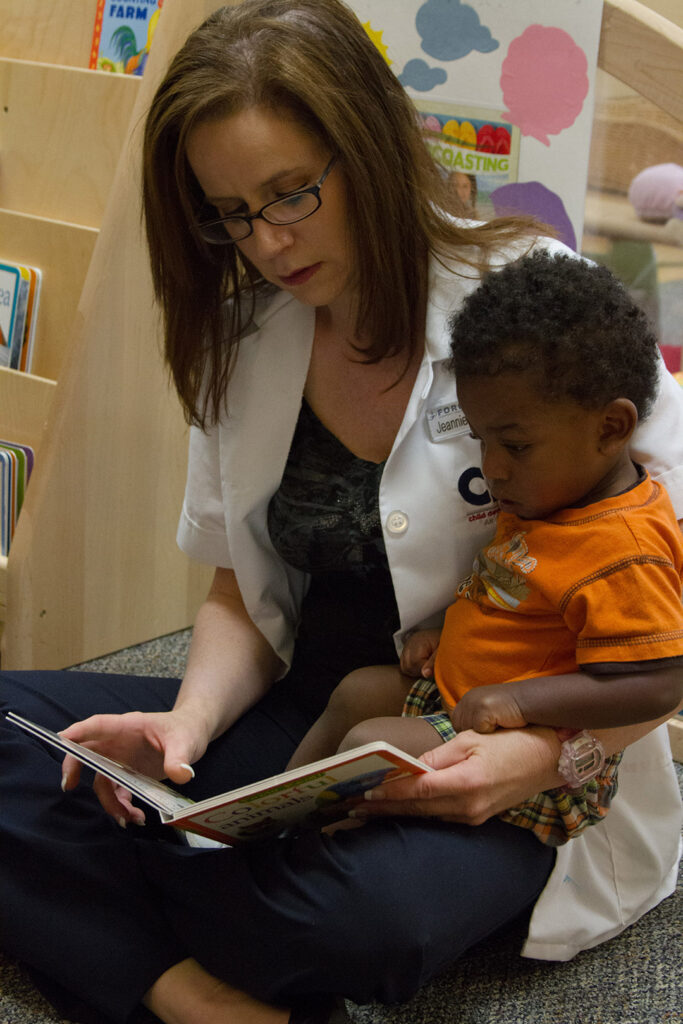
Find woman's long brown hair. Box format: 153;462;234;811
143;0;540;428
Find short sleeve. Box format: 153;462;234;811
176;423;232;567
563;555;683;667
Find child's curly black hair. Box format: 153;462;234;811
448;250;660;419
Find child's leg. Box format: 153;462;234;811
337;715;444;759
287;665;413;769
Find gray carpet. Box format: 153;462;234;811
1;629;681;1024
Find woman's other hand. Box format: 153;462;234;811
356;726;562;826
59;709;205;825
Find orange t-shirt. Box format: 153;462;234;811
434;472;683;708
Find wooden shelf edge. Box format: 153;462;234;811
0;53;142;81
0;366;56;387
0;369;57;453
0;207;99;235
600;0;683;123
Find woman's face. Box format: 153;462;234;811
452;173;472;205
186;107;356;315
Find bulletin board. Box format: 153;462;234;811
349;0;605;251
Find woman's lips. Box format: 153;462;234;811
279;263;321;287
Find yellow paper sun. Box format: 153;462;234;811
362;22;391;66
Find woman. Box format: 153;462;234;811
2;3;682;1023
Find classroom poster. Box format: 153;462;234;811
348;0;604;250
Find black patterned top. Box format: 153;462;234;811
268;400;400;659
269;400;391;575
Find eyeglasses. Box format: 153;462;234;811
195;155;337;245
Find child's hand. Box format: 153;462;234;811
449;685;528;734
400;629;442;678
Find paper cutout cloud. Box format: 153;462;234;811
490;181;577;251
399;58;448;91
416;0;498;61
501;25;588;145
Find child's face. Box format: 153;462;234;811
457;371;623;520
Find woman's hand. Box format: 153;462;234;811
356;726;562;826
60;566;283;826
59;707;209;826
357;708;679;827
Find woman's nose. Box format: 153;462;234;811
249;218;294;259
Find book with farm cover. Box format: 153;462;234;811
90;0;164;74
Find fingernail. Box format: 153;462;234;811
117;816;127;829
364;788;384;801
60;774;68;792
179;762;195;779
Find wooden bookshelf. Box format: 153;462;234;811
0;0;217;668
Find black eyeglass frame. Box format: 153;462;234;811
195;154;337;245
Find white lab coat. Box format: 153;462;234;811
178;245;683;961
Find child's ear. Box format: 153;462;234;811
597;398;638;454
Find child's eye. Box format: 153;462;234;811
504;443;531;454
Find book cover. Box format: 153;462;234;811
0;262;22;369
0;451;11;556
90;0;164;74
0;262;41;373
7;713;431;844
0;441;34;557
18;266;42;373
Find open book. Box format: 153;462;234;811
7;712;431;845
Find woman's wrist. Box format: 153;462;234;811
499;725;565;793
169;693;219;752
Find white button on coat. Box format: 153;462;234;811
386;511;409;535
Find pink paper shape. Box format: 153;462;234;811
501;25;589;146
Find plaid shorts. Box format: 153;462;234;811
402;676;622;847
402;674;456;741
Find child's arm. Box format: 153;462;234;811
449;660;683;734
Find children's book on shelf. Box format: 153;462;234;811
0;440;35;556
0;261;41;373
90;0;164;74
6;713;431;844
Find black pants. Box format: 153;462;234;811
0;667;554;1024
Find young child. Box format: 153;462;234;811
288;251;683;845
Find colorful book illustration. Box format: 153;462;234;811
0;261;42;373
0;440;35;556
7;713;431;845
415;100;521;220
90;0;164;74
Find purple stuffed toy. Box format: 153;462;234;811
628;163;683;223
